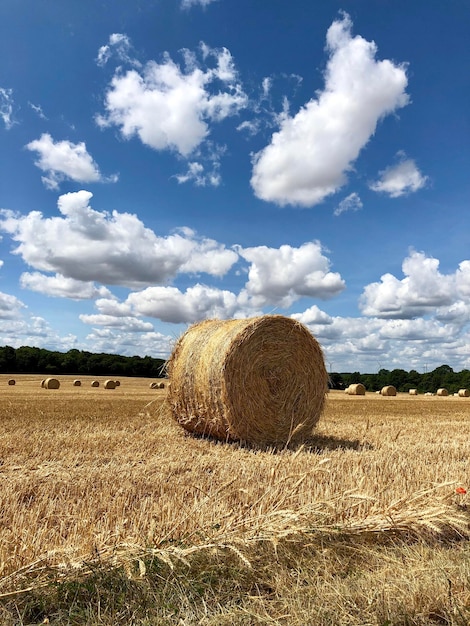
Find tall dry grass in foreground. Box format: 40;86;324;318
1;375;470;624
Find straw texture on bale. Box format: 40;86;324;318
44;377;60;389
347;383;366;396
381;385;397;396
458;389;470;397
7;379;15;386
73;379;81;386
167;315;328;446
409;389;418;395
104;379;116;389
91;380;99;387
437;388;448;396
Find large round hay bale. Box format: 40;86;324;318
44;377;60;389
458;389;470;397
73;379;81;386
104;379;116;389
381;385;396;396
8;379;15;386
91;380;100;387
437;388;448;396
347;383;366;396
409;389;418;395
167;315;328;446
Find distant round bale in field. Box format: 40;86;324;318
437;388;449;396
158;382;165;389
167;315;328;446
409;389;418;395
149;382;158;389
44;377;60;389
347;383;366;396
458;389;470;397
40;379;46;388
104;379;116;389
381;385;397;396
73;379;81;386
114;380;120;387
8;379;15;385
91;380;100;387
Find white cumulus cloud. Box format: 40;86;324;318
25;134;116;190
238;242;345;307
20;272;113;300
96;41;247;158
0;190;238;290
369;152;428;197
250;12;409;207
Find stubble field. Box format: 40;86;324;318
1;374;470;625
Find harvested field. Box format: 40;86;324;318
1;376;470;624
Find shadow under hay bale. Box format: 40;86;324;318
44;377;60;389
167;315;328;446
381;385;396;396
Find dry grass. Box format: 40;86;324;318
1;376;470;624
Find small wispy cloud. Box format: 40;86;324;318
0;88;15;129
334;192;363;216
369;152;428;197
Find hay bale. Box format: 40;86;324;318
167;315;328;446
347;383;366;396
158;382;165;389
73;379;81;386
458;389;470;397
40;379;46;388
114;380;120;387
149;382;158;389
44;377;60;389
381;385;396;396
7;379;15;386
104;379;116;389
409;389;418;395
437;388;448;396
91;380;100;387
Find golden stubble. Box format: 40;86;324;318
1;377;470;583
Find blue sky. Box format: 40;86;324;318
1;0;469;372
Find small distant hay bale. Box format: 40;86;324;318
91;380;100;387
167;315;328;446
437;388;448;396
347;383;366;396
44;377;60;389
158;382;165;389
149;382;158;389
114;380;120;387
73;379;81;386
40;379;46;388
8;379;15;386
409;389;418;395
104;379;116;389
458;389;470;397
424;392;434;396
381;385;397;396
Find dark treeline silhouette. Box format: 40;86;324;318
0;346;166;378
330;364;470;395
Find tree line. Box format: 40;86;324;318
329;364;470;394
0;346;166;378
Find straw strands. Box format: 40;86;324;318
346;383;366;396
167;315;328;446
381;385;397;396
